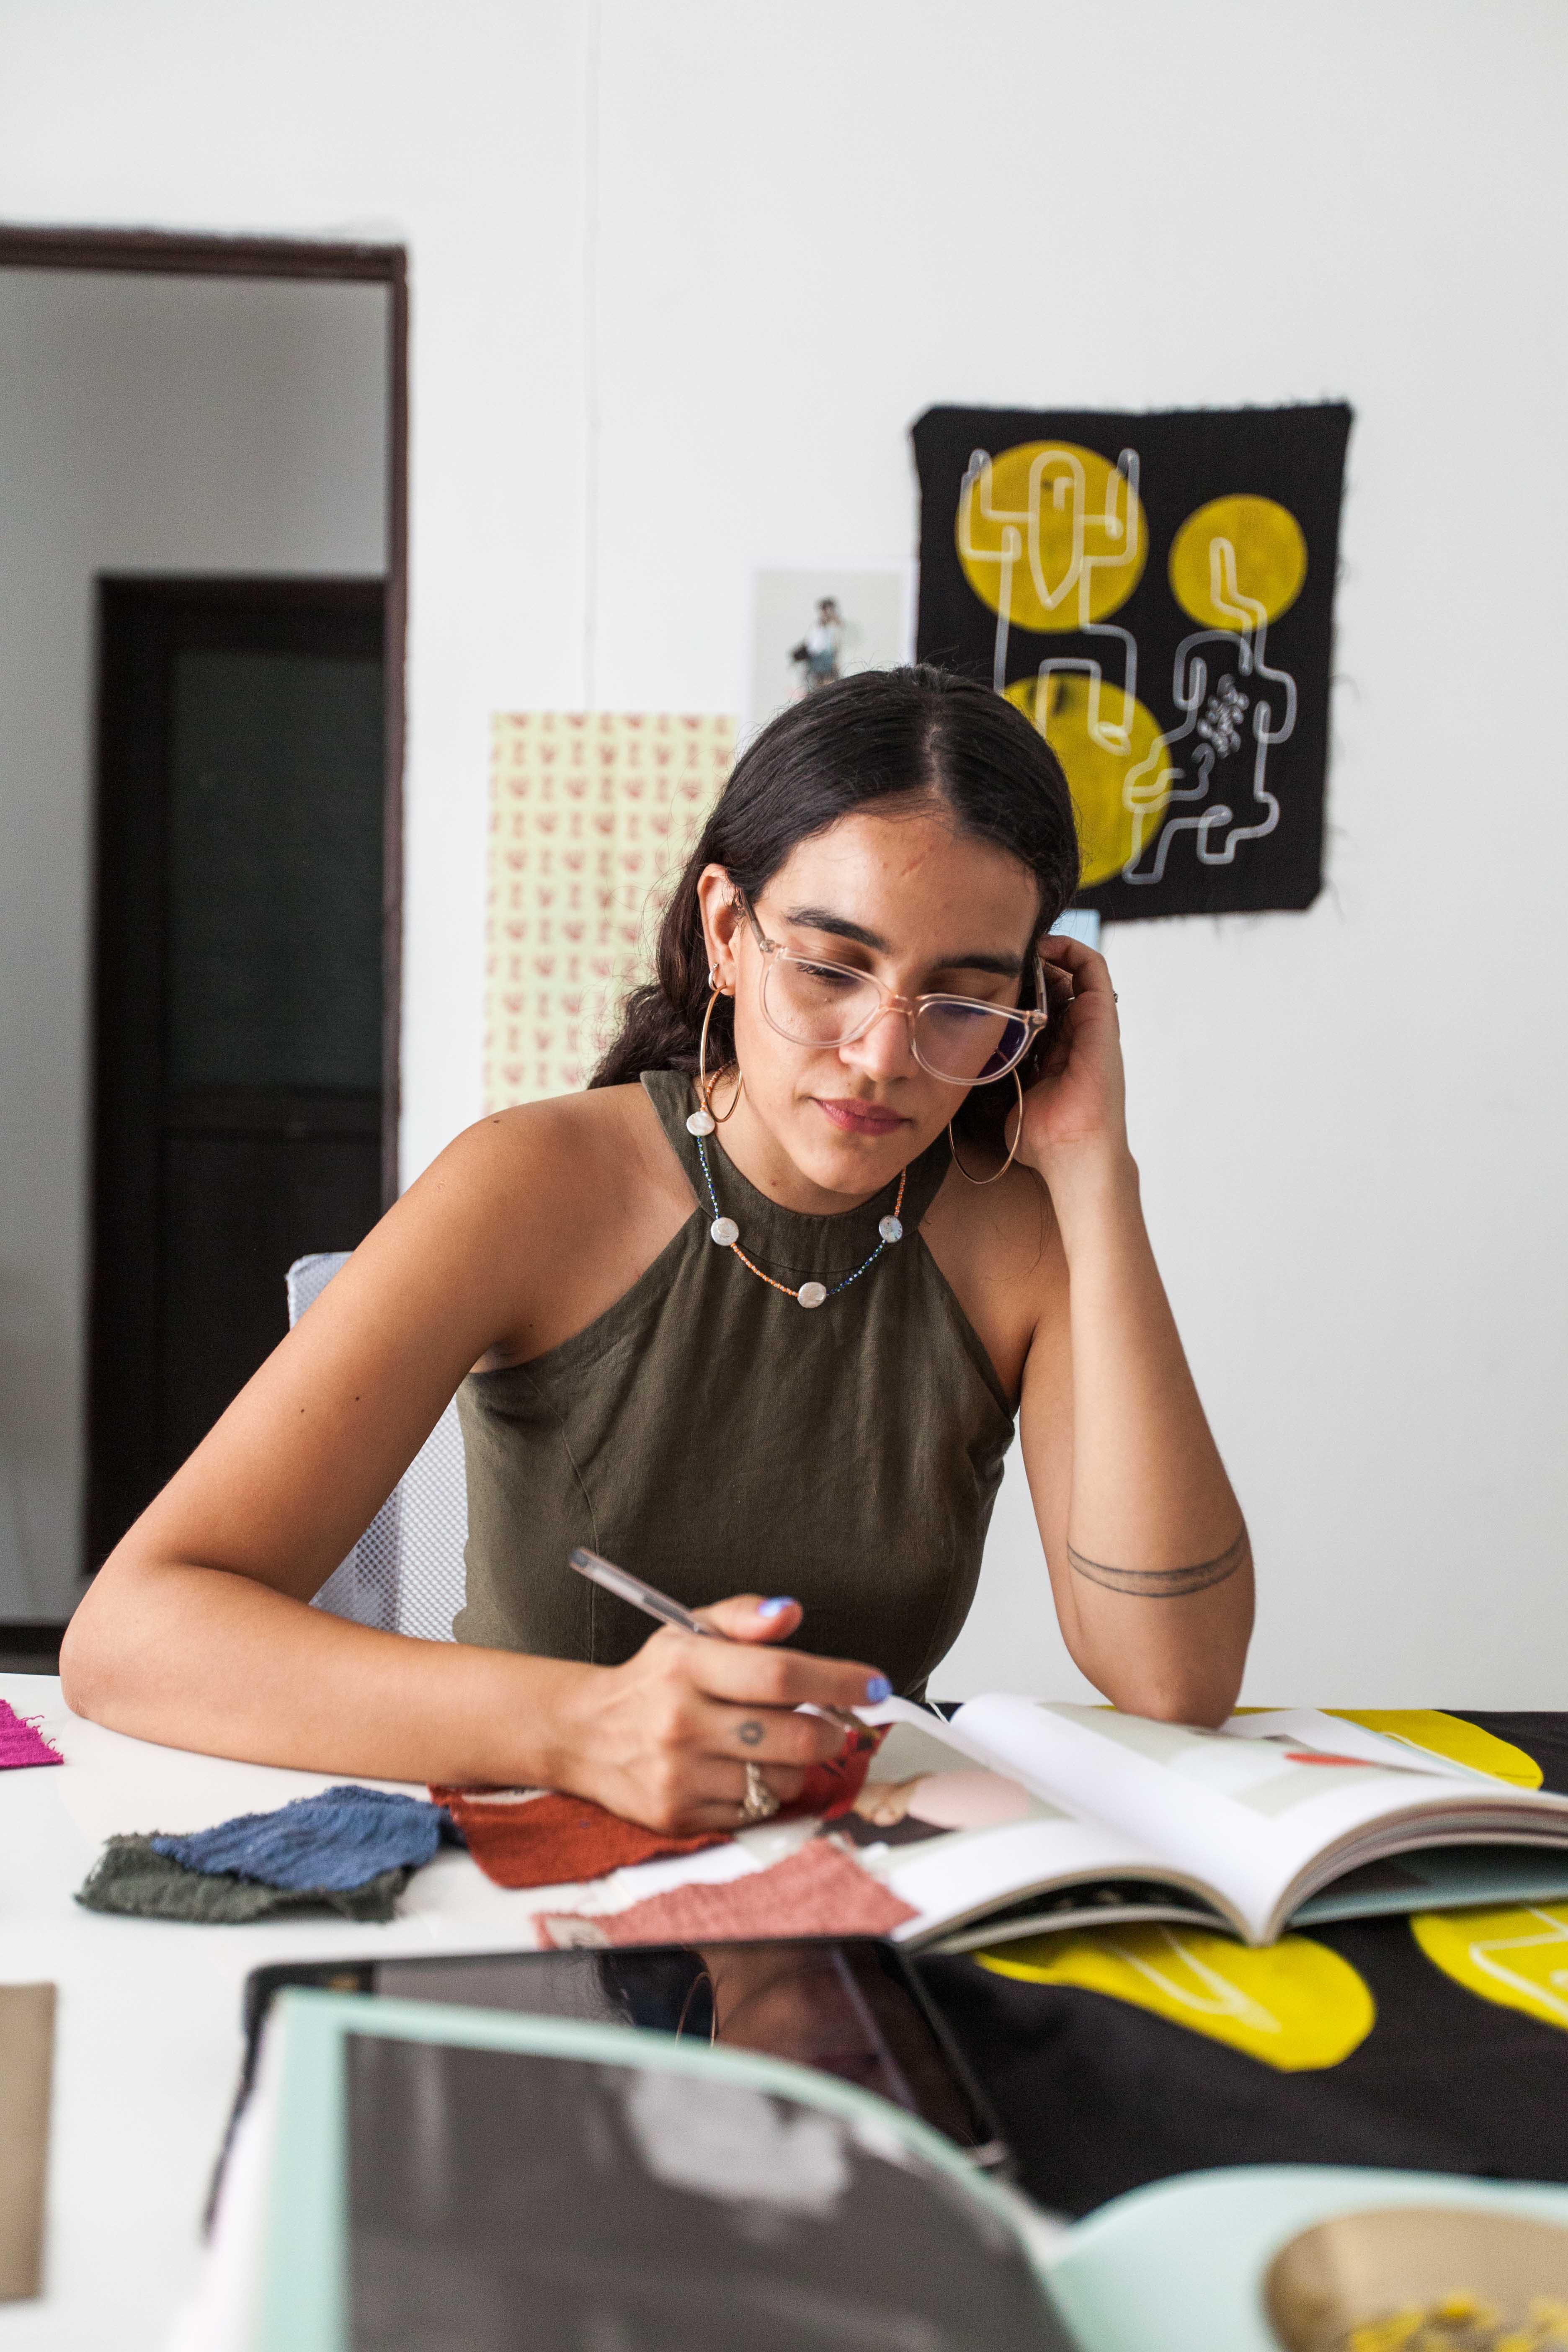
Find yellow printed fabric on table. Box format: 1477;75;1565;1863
976;1714;1541;2071
1338;1708;1568;2039
1413;1904;1568;2035
484;713;735;1110
927;1712;1568;2220
980;1924;1374;2071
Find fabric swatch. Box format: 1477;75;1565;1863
433;1728;884;1892
537;1835;919;1949
0;1983;54;2301
149;1784;453;1893
0;1701;62;1771
76;1837;410;1924
431;1785;725;1890
782;1725;885;1823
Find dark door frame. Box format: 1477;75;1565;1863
88;575;389;1570
0;222;409;1205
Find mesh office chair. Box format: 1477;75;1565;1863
286;1253;467;1641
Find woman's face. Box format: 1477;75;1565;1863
699;803;1039;1203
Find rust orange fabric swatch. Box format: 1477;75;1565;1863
537;1836;918;1948
433;1728;883;1891
780;1724;885;1822
430;1786;725;1890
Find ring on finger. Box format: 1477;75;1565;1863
740;1761;782;1825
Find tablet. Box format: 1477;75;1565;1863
242;1937;1010;2170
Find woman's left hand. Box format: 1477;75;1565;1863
1013;935;1128;1178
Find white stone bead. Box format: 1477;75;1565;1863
878;1215;903;1244
797;1280;828;1310
710;1216;739;1248
686;1108;716;1135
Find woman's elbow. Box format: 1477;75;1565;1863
58;1608;106;1721
58;1550;164;1724
1080;1639;1248;1729
58;1576;124;1721
1133;1670;1242;1730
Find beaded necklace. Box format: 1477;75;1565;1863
693;1132;906;1310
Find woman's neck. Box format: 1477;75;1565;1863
703;1073;897;1218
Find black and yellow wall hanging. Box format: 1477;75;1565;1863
912;403;1352;921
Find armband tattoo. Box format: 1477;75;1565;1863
1066;1528;1249;1598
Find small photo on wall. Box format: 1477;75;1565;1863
745;567;913;740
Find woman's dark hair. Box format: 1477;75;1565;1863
590;664;1081;1145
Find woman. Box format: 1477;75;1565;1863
63;667;1251;1832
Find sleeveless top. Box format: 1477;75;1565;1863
453;1069;1017;1697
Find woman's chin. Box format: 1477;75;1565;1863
789;1110;925;1198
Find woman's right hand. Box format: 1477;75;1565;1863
551;1594;892;1835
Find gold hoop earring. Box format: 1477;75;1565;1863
686;986;745;1137
948;1070;1024;1186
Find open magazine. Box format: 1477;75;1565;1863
840;1701;1568;1952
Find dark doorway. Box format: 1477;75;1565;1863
87;577;387;1567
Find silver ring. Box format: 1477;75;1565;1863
740;1761;781;1824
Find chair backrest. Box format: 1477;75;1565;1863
286;1253;467;1641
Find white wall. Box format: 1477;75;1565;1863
2;0;1565;1701
0;269;386;1615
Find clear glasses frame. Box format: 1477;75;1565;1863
736;894;1051;1087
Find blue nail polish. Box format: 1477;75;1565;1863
864;1674;893;1703
756;1596;797;1620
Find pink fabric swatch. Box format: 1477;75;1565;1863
537;1834;918;1949
0;1699;62;1770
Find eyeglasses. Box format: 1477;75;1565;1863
737;897;1050;1087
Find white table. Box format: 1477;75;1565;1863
0;1671;772;2348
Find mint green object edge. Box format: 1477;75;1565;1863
1045;2162;1568;2352
254;1987;1065;2352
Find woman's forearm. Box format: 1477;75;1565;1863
60;1556;589;1788
1044;1144;1253;1723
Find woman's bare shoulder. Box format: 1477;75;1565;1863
420;1081;697;1365
450;1083;692;1218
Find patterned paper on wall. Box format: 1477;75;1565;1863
485;712;735;1110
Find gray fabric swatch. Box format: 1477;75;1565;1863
76;1836;409;1924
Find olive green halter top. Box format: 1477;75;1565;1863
454;1069;1017;1697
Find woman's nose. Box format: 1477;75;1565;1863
838;1002;917;1082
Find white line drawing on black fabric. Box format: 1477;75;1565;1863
1466;1908;1568;2028
1121;536;1298;884
958;444;1142;743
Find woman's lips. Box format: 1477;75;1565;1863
815;1097;908;1137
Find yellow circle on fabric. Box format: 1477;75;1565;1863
1328;1710;1543;1790
957;441;1146;632
1168;494;1308;629
976;1924;1375;2071
1004;673;1172;887
1412;1903;1568;2033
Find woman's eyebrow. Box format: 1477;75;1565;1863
781;904;1024;977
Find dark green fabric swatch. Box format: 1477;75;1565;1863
75;1836;409;1924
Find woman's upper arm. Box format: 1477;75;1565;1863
106;1112;549;1601
1016;1243;1074;1577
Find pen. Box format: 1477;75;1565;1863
567;1547;867;1733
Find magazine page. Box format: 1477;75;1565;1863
1222;1709;1492;1782
843;1713;1232;1944
946;1698;1568;1943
